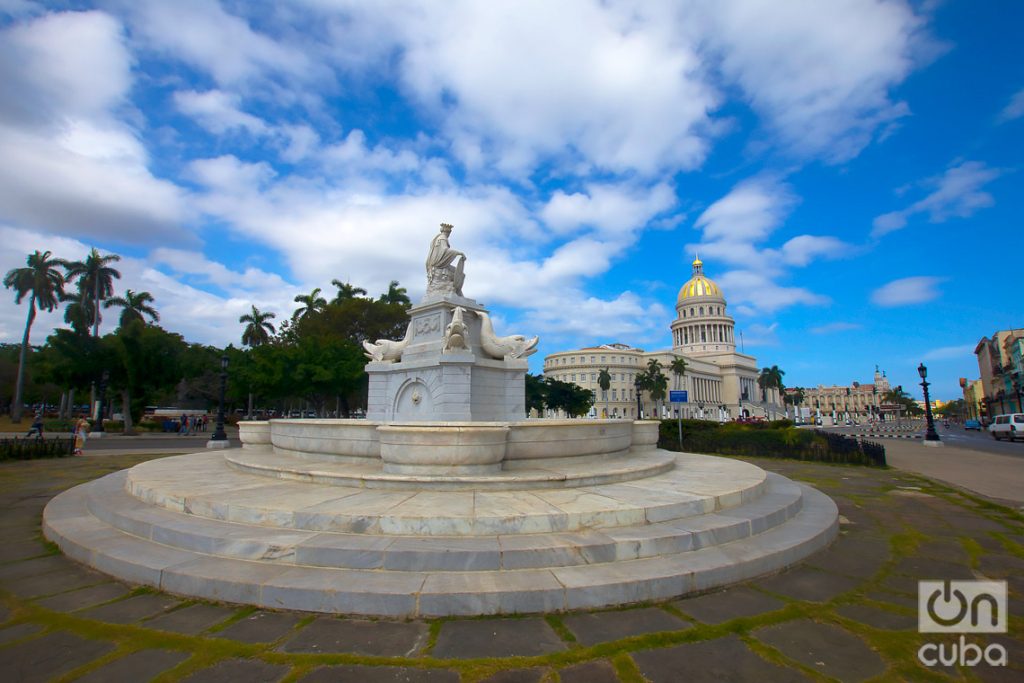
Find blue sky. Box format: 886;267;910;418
0;1;1020;401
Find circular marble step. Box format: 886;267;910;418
43;473;838;617
125;452;768;536
224;448;677;491
85;470;803;571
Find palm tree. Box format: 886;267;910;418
757;365;786;419
60;286;94;335
292;287;327;322
645;358;666;417
784;388;805;422
633;370;651;419
64;248;121;338
669;356;688;417
597;367;611;418
378;280;411;307
330;279;367;303
104;289;159;327
4;250;67;421
240;306;276;347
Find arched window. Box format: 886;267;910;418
690;308;695;316
699;306;704;316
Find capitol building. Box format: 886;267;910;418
543;257;780;420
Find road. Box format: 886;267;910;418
831;423;1024;458
79;431;240;455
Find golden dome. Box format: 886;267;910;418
676;256;724;305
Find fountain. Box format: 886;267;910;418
43;223;837;616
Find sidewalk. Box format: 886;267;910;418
0;451;1021;681
883;439;1024;507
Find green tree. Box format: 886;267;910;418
330;279;368;303
634;369;652;418
784;387;805;421
597;367;611;418
757;365;785;419
104;289;159;328
64;248;121;338
240;306;277;347
60;286;94;336
378;280;411;307
544;377;594;418
292;287;327;322
3;250;67;421
669;356;688;417
525;373;547;416
103;322;189;433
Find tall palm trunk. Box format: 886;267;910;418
121;389;135;435
11;296;36;423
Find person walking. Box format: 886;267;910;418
179;413;189;436
26;411;44;438
73;417;90;455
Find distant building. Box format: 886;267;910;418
969;329;1024;419
543;258;779;419
959;377;985;421
789;367;891;423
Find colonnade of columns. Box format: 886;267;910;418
673;323;734;347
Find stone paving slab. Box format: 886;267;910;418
431;618;567;658
561;606;689;646
144;602;239;634
35;581;131;612
835;603;917;630
0;621;44;644
183;657;290;682
279;617;429;656
299;665;459;682
79;592;183;624
74;648;191;683
0;630;115;682
756;565;860;602
558;660;620;683
674;585;785;624
214;610;306;643
478;668;546;683
632;634;811;682
755;619;887;682
3;565;108;599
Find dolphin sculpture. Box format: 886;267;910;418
363;322;413;362
476;311;538;360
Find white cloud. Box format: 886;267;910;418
777;235;851;267
541;183;677;239
174;89;269;136
521;290;669;344
871;276;944;306
694;177;796;243
695;0;928;162
871;161;1001;238
739;322;779;347
922;344;974;361
998;87;1024;122
810;322;862;335
0;11;190;243
716;271;829;313
120;0;318;88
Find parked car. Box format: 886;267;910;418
988;413;1024;441
964;419;982;430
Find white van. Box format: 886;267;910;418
988;413;1024;441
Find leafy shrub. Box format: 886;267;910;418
658;419;886;467
0;436;74;461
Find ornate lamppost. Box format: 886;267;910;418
918;363;940;442
207;354;230;449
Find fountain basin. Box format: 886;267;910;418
378;423;509;474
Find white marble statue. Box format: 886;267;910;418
443;306;470;353
425;223;466;297
476;311;539;360
363;322;413;362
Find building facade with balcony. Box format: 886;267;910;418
789;366;892;423
971;329;1024;419
542;258;778;420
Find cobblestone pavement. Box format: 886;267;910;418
1;453;1021;682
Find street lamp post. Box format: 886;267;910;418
91;370;109;436
207;354;230;449
918;363;940;442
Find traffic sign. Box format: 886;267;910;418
670;390;688;403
